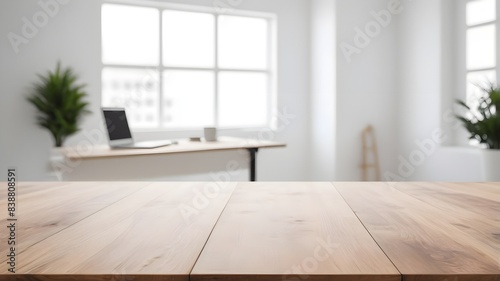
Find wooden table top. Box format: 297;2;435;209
0;182;236;281
191;182;400;281
64;137;286;160
0;182;148;264
335;182;500;281
1;182;498;281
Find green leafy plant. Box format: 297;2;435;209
456;84;500;149
27;63;90;147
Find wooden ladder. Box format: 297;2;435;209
360;125;381;181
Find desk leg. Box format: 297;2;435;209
248;148;259;182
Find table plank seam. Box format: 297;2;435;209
7;182;498;280
9;182;154;258
188;183;239;280
330;182;404;279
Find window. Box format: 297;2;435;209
465;0;497;111
101;3;276;130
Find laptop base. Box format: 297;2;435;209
111;140;174;149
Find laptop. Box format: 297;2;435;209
102;108;174;149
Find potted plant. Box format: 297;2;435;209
456;84;500;181
27;63;91;147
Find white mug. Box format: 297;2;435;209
204;127;217;142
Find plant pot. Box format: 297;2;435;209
48;147;67;181
482;149;500;181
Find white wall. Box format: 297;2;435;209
309;0;401;181
396;0;483;181
0;0;311;181
333;0;399;181
309;0;485;182
1;0;486;182
0;0;102;181
310;0;336;180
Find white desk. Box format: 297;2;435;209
61;137;286;181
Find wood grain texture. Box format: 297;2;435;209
65;137;286;160
0;182;236;281
191;182;400;281
334;182;500;281
403;274;500;281
0;182;148;261
406;182;500;203
2;182;497;281
0;274;180;281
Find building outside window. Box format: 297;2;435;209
101;2;277;130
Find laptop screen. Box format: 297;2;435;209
103;108;133;141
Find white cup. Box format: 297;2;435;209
204;127;217;142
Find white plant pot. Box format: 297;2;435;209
48;147;67;181
482;149;500;181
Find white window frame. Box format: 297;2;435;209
101;0;278;132
446;0;500;146
463;0;499;82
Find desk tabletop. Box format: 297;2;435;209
0;182;498;281
64;137;286;160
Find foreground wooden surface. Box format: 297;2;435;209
192;182;399;281
0;182;499;281
0;182;235;281
0;182;148;263
335;182;500;281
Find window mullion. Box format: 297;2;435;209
468;20;496;28
266;18;273;129
159;8;164;129
467;67;497;73
102;3;276;131
496;3;500;83
214;14;219;128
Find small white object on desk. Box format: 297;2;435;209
204;127;217;142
